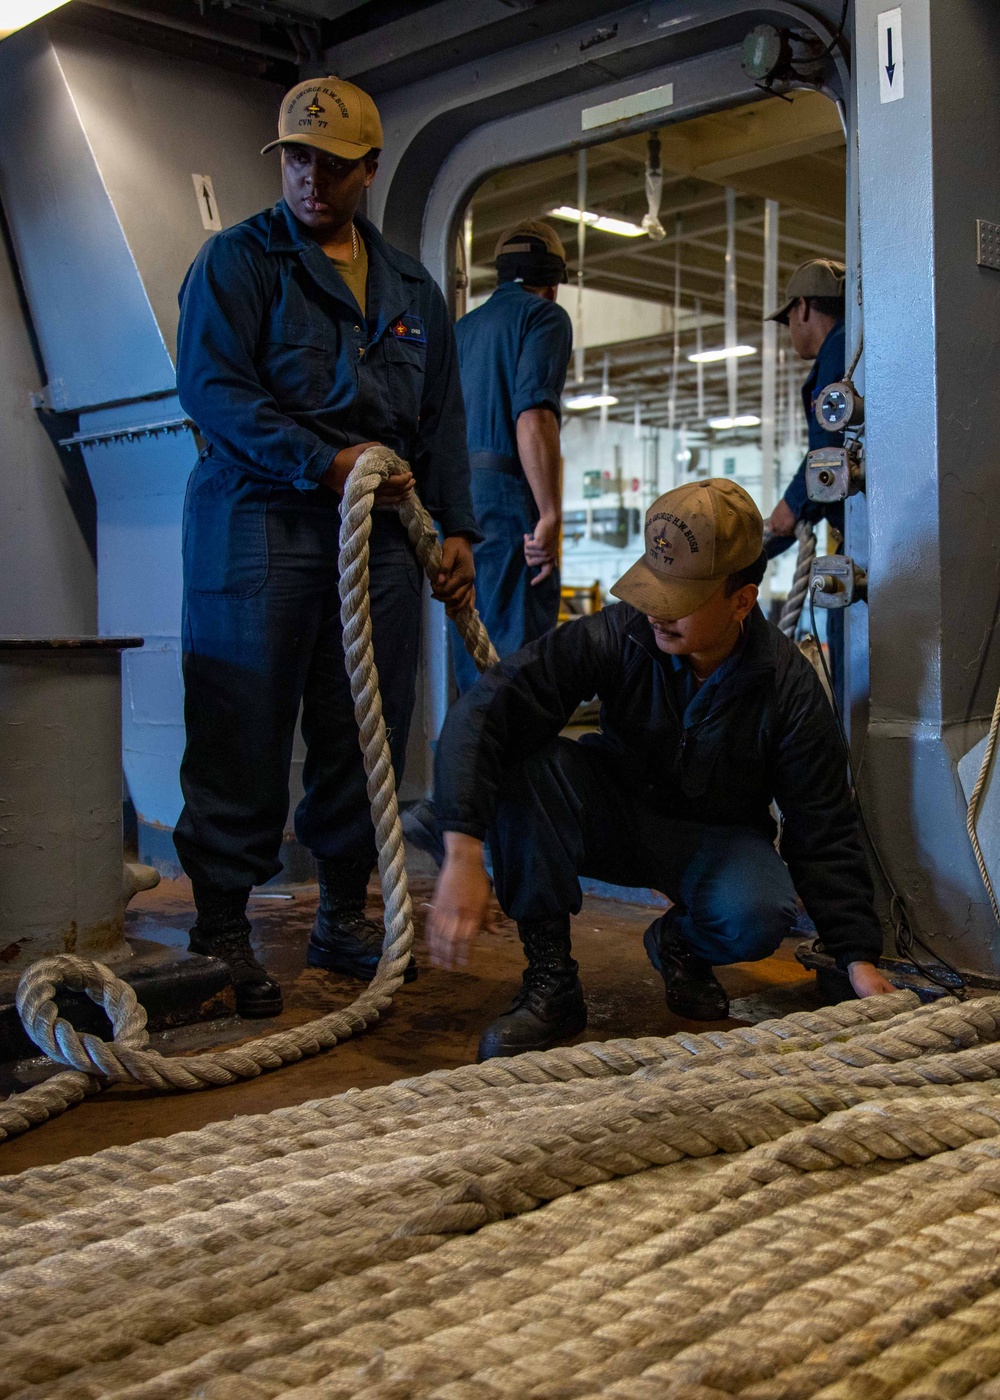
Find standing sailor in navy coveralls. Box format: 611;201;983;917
763;258;847;699
174;78;479;1016
403;222;572;863
450;221;573;692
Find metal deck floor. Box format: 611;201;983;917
1;863;818;1175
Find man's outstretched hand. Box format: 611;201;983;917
426;832;491;968
848;960;897;997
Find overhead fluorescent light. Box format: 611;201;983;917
687;345;757;364
548;206;646;238
565;393;620;410
1;0;70;39
708;414;762;430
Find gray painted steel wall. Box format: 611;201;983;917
0;23;287;873
856;0;1000;974
0;237;96;636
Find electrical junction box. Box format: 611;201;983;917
810;555;868;608
806;444;865;503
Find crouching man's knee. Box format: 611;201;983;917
723;894;797;962
687;889;798;966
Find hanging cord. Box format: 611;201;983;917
815;0;850;61
641;130;666;242
966;684;1000;928
807;586;966;996
0;448;498;1143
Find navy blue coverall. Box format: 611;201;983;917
766;319;846;694
173;200;478;895
450;282;573;693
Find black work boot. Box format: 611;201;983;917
477;915;587;1060
189;889;283;1019
643;910;729;1021
400;798;445;868
307;857;418;983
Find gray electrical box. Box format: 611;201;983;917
806;445;865;503
810;555;868;609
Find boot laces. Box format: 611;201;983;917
195;921;268;983
330;908;385;954
515;956;575;1013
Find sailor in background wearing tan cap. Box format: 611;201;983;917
764;257;848;698
173;78;481;1016
427;478;894;1059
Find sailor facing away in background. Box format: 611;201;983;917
174;76;479;1016
450;221;573;692
403;221;572;864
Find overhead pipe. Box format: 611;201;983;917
76;0;295;62
759;198;780;536
724;187;739;422
574;148;587;385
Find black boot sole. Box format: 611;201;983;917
477;1002;588;1061
235;988;284;1018
643;926;729;1021
306;942;419;983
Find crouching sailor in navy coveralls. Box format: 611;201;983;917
426;479;895;1060
174;77;480;1016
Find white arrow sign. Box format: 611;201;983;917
192;173;222;232
878;7;904;104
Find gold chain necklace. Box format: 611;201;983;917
350;223;359;261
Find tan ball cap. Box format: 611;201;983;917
611;479;763;621
493;219;567;262
261;78;383;160
765;257;846;324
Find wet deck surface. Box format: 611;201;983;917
1;864;819;1176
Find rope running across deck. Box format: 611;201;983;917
0;447;498;1143
8;993;1000;1396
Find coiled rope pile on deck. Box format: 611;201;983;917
7;992;1000;1396
0;446;497;1143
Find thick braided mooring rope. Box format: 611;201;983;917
8;994;1000;1396
0;447;497;1143
776;518;817;638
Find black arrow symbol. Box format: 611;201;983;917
885;28;895;85
201;183;214;223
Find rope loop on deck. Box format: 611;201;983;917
1;446;497;1142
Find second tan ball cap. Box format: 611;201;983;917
262;78;383;160
493;220;567;262
765;257;846;324
611;479;763;621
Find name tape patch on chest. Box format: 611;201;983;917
389;315;426;344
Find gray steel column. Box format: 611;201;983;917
0;638;143;968
856;0;1000;975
